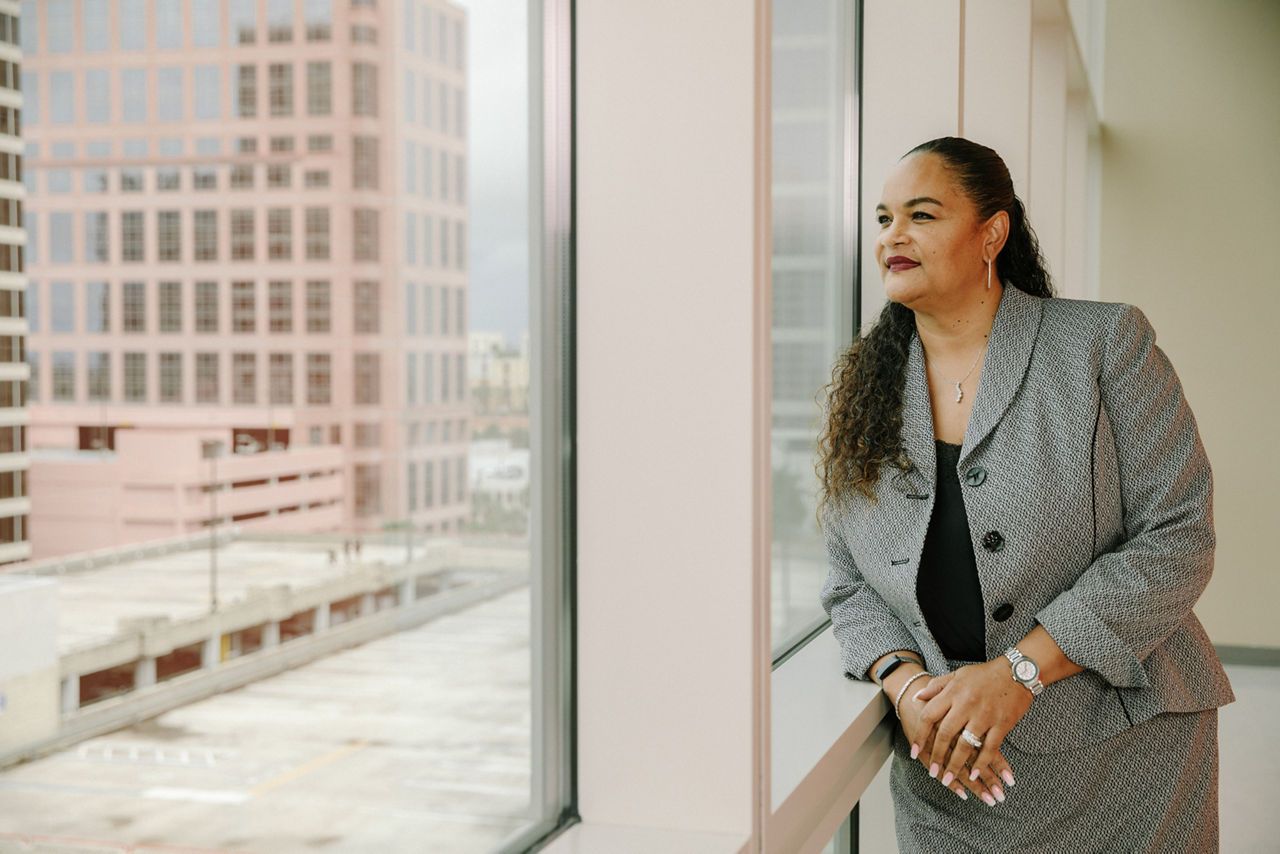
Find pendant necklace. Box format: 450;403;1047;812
924;341;988;404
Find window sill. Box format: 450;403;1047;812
538;823;748;854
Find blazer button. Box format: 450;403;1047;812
981;530;1005;552
964;466;987;487
992;603;1014;622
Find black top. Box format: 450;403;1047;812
916;440;987;662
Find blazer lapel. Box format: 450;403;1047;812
960;285;1043;463
898;333;937;490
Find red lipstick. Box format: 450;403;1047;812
886;256;919;272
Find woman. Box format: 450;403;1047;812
818;137;1234;852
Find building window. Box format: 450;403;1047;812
26;351;38;403
306;353;331;404
352;24;377;44
306;208;330;261
119;169;144;192
306;281;331;332
194;66;221;120
423;214;434;265
85;281;109;333
424;459;435;508
270;353;293;404
122;211;145;261
441;460;451;507
159;352;182;403
405;212;417;265
49;212;73;263
422;145;434;197
353;280;379;333
267;0;293;43
123;281;145;332
354;423;381;448
308;134;333;152
194;211;218;261
268;208;292;260
158;211;181;261
405;283;418;335
456;286;466;331
403;71;416;124
354;353;380;404
353;136;379;189
193;0;220;48
231;209;255;259
423;284;434;335
267;164;292;188
408;462;418;511
237;65;257;118
423;353;434;403
231;165;255;190
441;288;450;335
85;69;111;123
269;280;293;332
232;281;256;332
124;352;146;402
52;352;75;401
121;68;147;121
159;281;182;332
194;167;217;190
354;209;379;261
352;62;378;117
157;67;183;121
304;170;330;188
84;212;109;263
441;218;450;268
196;352;219;403
232;352;256;403
305;0;332;41
269;63;294;116
354;464;381;517
270;136;295;153
406;353;417;404
441;353;451;401
195;281;218;333
156;0;183;49
156;168;181;191
306;61;332;116
49;70;74;123
230;0;256;45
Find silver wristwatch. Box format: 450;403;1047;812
1003;647;1044;696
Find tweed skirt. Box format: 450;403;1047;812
889;708;1219;853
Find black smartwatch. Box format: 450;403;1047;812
873;653;923;685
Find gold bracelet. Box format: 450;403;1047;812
893;670;931;718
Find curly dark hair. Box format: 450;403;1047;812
816;137;1055;517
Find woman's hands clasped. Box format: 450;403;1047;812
910;659;1031;805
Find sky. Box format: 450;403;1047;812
455;0;530;351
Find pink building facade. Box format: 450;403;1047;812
20;0;471;546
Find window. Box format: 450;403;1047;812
407;463;418;511
440;218;450;268
121;170;144;192
441;353;450;401
157;68;183;121
306;208;330;260
159;352;182;403
229;0;255;45
269;63;294;116
85;282;109;333
84;0;110;50
123;282;145;332
353;280;379;333
231;209;255;259
406;354;417;404
193;0;220;48
270;136;294;153
231;165;255;190
193;167;217;190
50;281;73;332
307;61;332;116
84;212;109;263
52;352;75;401
306;281;330;332
194;67;221;121
352;62;378;117
124;352;146;402
423;352;434;402
354;353;379;404
270;353;293;404
231;281;256;332
456;222;467;270
354;424;381;448
48;0;72;52
232;352;256;403
353;136;379;189
268;164;292;188
269;281;293;332
405;283;417;335
456;286;466;331
122;211;144;261
440;150;450;201
156;0;182;49
122;68;147;121
405;142;418;193
86;70;111;123
306;353;330;404
354;464;381;517
156;168;180;191
423;284;434;335
422;76;434;130
267;0;293;42
158;211;181;261
268;208;292;260
305;0;332;41
423;459;434;507
404;72;416;124
26;351;39;402
308;134;333;152
405;213;418;265
196;352;219;402
237;136;258;154
352;24;377;44
49;71;73;124
195;211;218;261
238;65;257;118
195;282;218;332
21;73;38;125
354;209;379;261
422;146;434;197
48;170;73;194
159;281;182;332
304;170;330;188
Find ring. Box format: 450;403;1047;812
960;729;983;749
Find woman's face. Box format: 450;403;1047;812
875;153;993;311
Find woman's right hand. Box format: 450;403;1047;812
889;671;1001;806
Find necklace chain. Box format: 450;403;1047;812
923;340;988;404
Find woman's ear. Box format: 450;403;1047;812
985;210;1011;260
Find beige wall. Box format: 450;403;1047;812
1099;0;1280;647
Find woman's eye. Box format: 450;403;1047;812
876;214;891;226
912;211;934;220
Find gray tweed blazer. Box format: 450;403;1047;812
820;285;1235;755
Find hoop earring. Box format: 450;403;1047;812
986;257;992;290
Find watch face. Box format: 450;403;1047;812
1013;659;1039;681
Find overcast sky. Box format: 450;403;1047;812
456;0;529;351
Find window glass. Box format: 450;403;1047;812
85;281;109;333
119;0;146;50
194;67;221;120
83;0;110;50
267;0;292;43
770;0;858;655
192;0;220;48
305;0;332;41
47;0;72;52
50;281;74;332
156;0;182;49
20;2;36;54
85;70;110;122
229;0;255;45
19;72;36;125
157;68;183;121
49;212;73;263
49;71;74;123
122;68;147;121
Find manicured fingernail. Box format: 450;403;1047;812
991;783;1005;803
1001;770;1016;787
954;787;968;800
941;771;954;787
929;763;939;778
969;768;980;781
912;690;926;701
981;792;996;807
910;743;920;760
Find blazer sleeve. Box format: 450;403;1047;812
1035;304;1215;688
820;512;922;681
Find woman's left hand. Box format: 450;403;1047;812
913;659;1032;798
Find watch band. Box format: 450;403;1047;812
1003;647;1044;696
874;653;923;686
